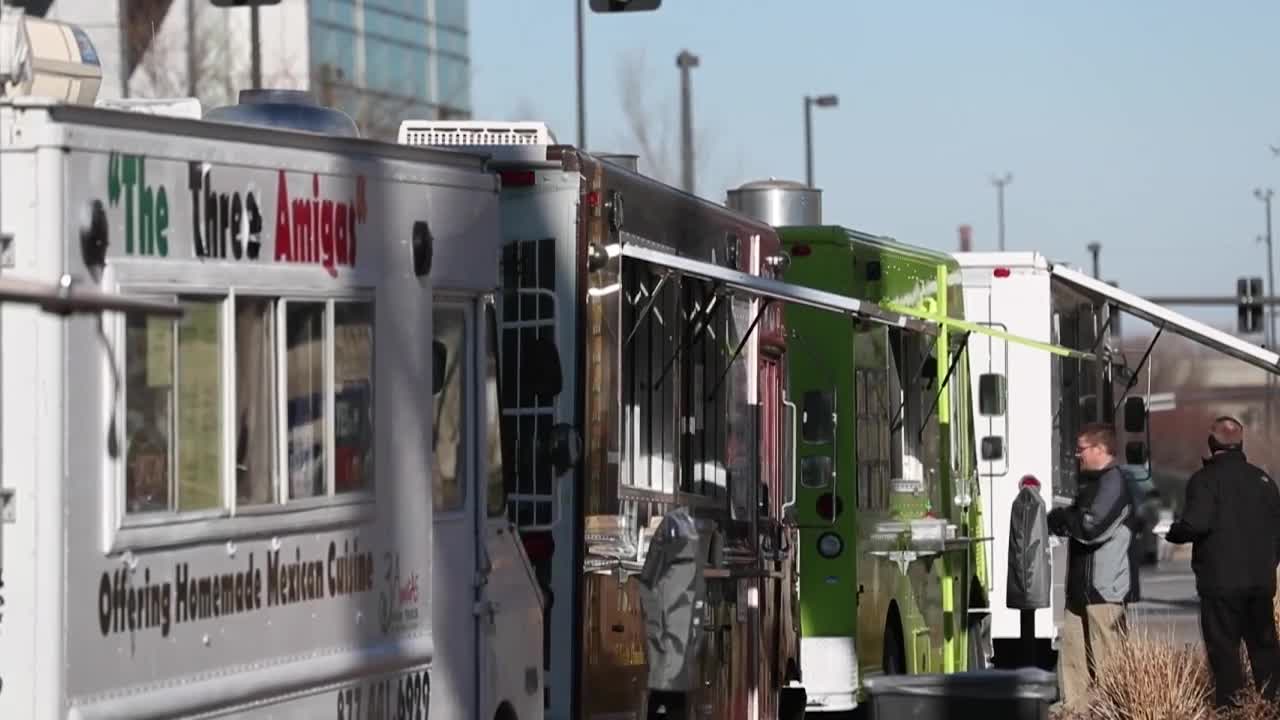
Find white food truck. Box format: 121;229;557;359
957;250;1280;670
0;8;542;719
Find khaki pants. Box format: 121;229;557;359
1059;603;1128;709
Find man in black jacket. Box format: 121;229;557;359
1047;423;1139;711
1165;416;1280;709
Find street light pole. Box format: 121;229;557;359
249;4;262;89
804;94;838;188
1087;242;1101;279
1258;188;1276;350
676;50;699;195
576;0;586;148
992;173;1013;251
1256;187;1275;431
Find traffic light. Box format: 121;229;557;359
1237;276;1264;334
589;0;662;11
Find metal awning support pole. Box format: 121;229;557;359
623;272;671;348
0;274;185;317
706;299;772;402
1113;326;1163;418
654;283;721;389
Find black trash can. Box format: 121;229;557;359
861;668;1057;720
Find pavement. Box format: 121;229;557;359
1129;542;1202;648
824;545;1203;712
832;545;1203;719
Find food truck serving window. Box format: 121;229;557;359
122;294;374;523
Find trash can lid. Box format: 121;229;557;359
862;668;1058;701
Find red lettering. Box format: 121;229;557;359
273;172;365;273
274;170;291;261
349;197;358;265
335;203;349;265
320;199;336;277
292;197;312;262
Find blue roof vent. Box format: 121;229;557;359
205;89;360;137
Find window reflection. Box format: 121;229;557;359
287;302;327;499
335;301;374;493
236;297;276;506
434;308;467;512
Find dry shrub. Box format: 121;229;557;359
1088;626;1214;720
1218;682;1280;720
1233;642;1280;720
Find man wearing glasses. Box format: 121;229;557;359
1047;423;1138;711
1164;416;1280;710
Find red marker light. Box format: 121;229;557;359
993;267;1012;278
791;244;812;257
500;170;536;188
816;492;843;521
587;191;601;208
521;531;555;563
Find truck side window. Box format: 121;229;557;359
486;304;513;518
433;307;469;513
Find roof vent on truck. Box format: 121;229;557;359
726;178;823;227
205;88;360;137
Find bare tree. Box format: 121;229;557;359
126;2;301;111
510;97;541;123
614;48;716;191
312;62;473;143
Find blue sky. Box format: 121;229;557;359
470;1;1280;334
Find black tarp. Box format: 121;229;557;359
637;506;713;692
1007;484;1051;610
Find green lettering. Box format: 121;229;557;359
107;153;121;206
123;156;136;255
156;187;169;257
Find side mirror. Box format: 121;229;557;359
981;436;1004;461
432;340;447;395
1124;396;1147;433
540;422;582;477
1125;441;1148;466
522;336;563;401
978;374;1006;416
801;389;835;444
1078;394;1100;424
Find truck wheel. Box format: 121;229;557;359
967;614;992;670
882;613;907;675
778;686;806;720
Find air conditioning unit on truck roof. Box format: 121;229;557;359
399;119;561;164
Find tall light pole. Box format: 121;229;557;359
676;50;700;195
1255;188;1275;431
249;5;262;88
804;94;838;188
991;173;1013;251
1256;188;1275;348
576;0;586;148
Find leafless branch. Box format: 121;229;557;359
616;48;674;185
